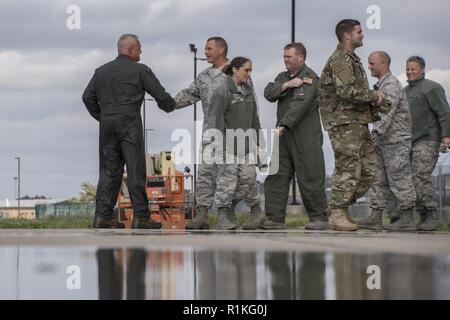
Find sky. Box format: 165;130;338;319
1;0;450;199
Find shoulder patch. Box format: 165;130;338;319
303;77;314;85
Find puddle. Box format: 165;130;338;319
0;246;449;299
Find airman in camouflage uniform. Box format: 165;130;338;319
358;51;416;231
209;57;265;230
405;56;450;231
319;19;389;231
175;37;229;230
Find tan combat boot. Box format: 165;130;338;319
329;208;358;231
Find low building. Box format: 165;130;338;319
0;199;66;219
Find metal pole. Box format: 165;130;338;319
15;157;20;217
189;44;207;199
290;0;298;205
13;177;17;202
193;49;197;191
291;0;295;43
145;129;154;155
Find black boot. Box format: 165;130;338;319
305;219;329;230
132;215;162;229
92;215;125;229
260;219;287;230
305;209;329;230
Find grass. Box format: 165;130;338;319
0;212;307;229
0;214;93;229
0;213;448;231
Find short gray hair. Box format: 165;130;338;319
407;55;426;70
117;34;139;52
372;51;391;66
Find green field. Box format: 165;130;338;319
0;214;93;229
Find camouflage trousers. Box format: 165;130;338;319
411;139;440;212
215;155;260;209
328;123;376;208
196;145;218;209
369;140;416;211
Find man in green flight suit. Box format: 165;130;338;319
262;42;329;230
318;19;389;231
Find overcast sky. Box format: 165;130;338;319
1;0;450;200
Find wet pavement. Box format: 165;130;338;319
1;229;450;299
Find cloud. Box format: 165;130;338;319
147;0;227;19
0;50;107;90
1;0;450;199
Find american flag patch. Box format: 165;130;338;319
303;77;313;85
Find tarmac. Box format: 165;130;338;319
0;228;450;255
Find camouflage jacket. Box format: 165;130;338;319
319;44;386;130
405;76;450;143
174;63;228;131
372;73;412;145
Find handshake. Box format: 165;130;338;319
372;91;391;114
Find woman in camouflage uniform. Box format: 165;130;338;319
208;57;265;230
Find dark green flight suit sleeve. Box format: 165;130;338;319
140;66;175;113
264;73;290;102
278;79;318;130
426;86;450;138
82;72;101;121
252;99;266;149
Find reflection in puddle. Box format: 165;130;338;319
0;247;449;299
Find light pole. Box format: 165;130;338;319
145;128;155;155
142;97;155;155
14;157;20;217
291;0;295;43
290;0;298;205
13;177;18;202
189;43;207;189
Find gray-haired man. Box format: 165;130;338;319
359;51;416;231
82;34;175;229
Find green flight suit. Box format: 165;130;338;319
263;64;327;223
